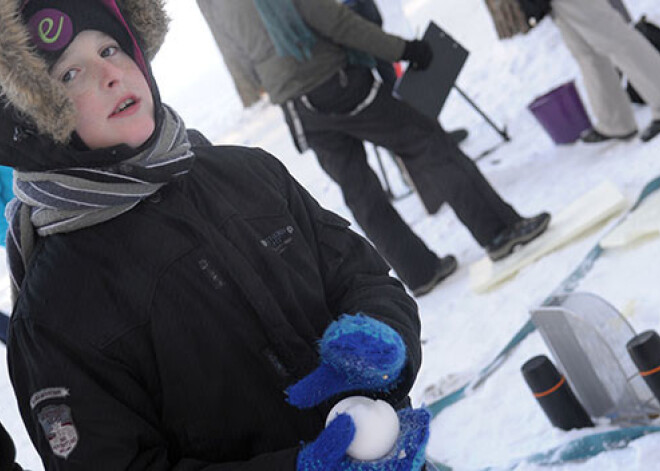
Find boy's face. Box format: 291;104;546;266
50;30;155;150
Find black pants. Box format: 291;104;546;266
283;67;520;288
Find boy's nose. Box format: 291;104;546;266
100;62;123;88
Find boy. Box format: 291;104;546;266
1;0;428;469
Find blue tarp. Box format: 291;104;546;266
426;176;660;470
0;165;13;247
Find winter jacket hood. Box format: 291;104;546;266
0;0;169;145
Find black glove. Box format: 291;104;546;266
401;40;433;71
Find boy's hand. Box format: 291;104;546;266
286;314;406;409
297;408;430;471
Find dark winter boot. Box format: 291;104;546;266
640;119;660;142
486;212;551;261
411;255;458;297
448;128;469;145
580;128;637;143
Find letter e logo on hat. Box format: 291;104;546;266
27;8;74;52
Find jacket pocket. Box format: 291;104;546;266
243;210;298;257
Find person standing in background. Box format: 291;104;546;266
486;0;660;143
551;0;660;143
196;0;551;297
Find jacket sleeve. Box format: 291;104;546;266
292;0;406;62
8;317;299;470
255;150;422;405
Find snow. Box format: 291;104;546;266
326;396;400;461
2;0;660;469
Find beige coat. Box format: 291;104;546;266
195;0;405;104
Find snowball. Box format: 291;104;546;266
326;396;400;461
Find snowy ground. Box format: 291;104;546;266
2;0;660;469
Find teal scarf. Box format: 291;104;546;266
253;0;375;67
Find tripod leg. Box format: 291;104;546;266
372;144;396;201
453;85;510;142
387;151;415;196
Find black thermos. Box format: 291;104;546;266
627;330;660;403
521;355;593;430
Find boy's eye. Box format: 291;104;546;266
100;45;118;58
61;69;78;83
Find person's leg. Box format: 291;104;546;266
284;70;455;290
554;0;660;133
294;66;539;266
324;69;521;247
552;0;637;136
307;129;443;289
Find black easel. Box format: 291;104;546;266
453;85;510;143
372;145;414;201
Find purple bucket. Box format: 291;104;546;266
528;81;592;144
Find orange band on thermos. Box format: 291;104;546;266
534;376;566;398
640;364;660;377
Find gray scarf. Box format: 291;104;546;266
6;105;194;303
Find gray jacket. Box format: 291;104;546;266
197;0;263;107
196;0;406;104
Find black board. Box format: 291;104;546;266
394;21;469;119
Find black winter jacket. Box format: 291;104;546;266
8;146;421;470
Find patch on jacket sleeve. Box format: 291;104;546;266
37;404;78;459
30;387;70;410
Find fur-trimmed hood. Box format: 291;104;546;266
0;0;169;144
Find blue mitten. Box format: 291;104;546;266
297;413;355;471
297;407;430;471
287;314;406;408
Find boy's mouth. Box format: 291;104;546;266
110;97;139;117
